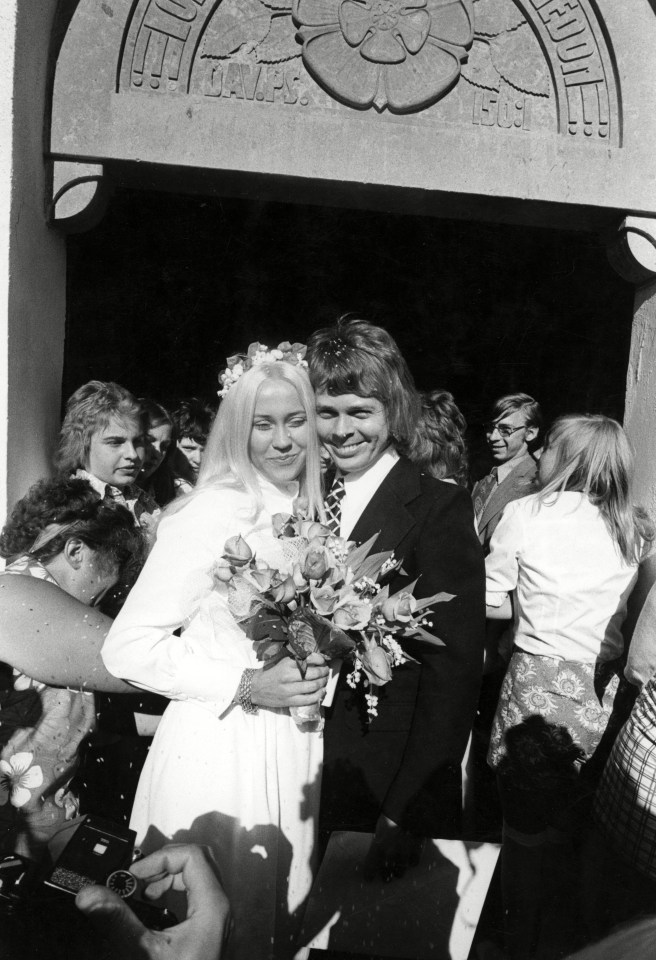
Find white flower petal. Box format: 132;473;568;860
8;752;34;776
11;786;33;809
21;765;44;790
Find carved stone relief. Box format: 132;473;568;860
292;0;474;113
118;0;619;140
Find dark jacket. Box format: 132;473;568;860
320;457;485;839
472;454;538;554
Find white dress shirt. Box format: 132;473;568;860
485;491;640;663
338;447;400;539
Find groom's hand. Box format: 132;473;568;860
75;843;231;960
362;814;425;883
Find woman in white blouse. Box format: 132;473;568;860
484;414;653;959
101;351;329;960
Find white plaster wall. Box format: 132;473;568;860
1;0;66;522
0;2;17;522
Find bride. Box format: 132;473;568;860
102;347;328;960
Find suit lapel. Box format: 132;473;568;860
478;456;536;533
348;458;418;553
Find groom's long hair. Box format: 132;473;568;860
307;316;421;455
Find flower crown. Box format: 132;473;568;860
217;341;308;398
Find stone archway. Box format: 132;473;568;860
3;0;656;516
51;0;638;225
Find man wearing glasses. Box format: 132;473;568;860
472;393;542;553
469;393;542;838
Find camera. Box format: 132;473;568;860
0;814;176;931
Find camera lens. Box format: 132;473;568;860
106;870;137;899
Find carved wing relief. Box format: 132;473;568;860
463;0;550;98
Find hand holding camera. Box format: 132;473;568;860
75;843;231;960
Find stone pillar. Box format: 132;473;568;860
626;280;656;515
0;0;66;522
610;216;656;514
609;216;656;624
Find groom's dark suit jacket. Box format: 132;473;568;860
320;457;485;840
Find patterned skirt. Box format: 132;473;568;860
594;675;656;880
488;650;621;771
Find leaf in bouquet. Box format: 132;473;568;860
325;624;357;658
412;591;455;612
352;550;396;583
345;533;381;574
255;640;288;665
292;608;356;659
405;624;446;647
371;584;390;612
244;609;289;643
287;616;320;661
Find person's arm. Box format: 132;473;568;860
625;575;656;688
486;594;512;620
382;484;486;839
0;575;135;693
75;844;231;960
102;491;327;714
484;499;523;605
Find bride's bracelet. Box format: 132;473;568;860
237;668;259;715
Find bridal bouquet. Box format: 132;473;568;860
212;498;453;722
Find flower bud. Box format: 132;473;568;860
211;560;234;584
380;591;416;623
223;535;253;566
300;540;332;581
292;563;309;589
332;600;372;631
310;583;341;616
250;567;274;591
298;520;332;542
360;638;392;686
268;576;297;604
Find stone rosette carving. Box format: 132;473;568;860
292;0;474;113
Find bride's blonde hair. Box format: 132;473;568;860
165;361;323;521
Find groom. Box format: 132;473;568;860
307;317;485;878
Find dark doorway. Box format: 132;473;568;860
65;189;633;438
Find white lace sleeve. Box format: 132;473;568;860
102;489;251;714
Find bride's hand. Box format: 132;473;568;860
250;655;329;710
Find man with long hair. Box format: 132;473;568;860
308;317;485;879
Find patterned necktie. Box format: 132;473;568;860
324;475;346;535
474;468;498;523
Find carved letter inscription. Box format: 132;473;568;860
118;0;620;141
526;0;615;140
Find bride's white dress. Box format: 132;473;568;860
102;479;323;960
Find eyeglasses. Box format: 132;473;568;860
484;422;526;439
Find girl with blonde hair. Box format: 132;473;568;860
102;349;328;960
485;413;653;959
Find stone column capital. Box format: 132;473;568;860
49;160;107;233
608;215;656;285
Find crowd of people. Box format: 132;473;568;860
1;316;656;960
